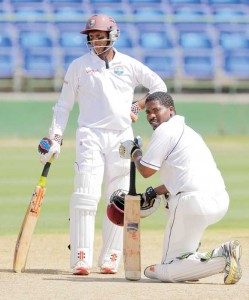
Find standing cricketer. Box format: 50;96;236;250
37;14;167;275
119;92;242;284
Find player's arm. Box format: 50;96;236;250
135;93;149;110
119;138;156;178
130;60;167;123
132;148;156;178
38;62;78;165
153;184;169;195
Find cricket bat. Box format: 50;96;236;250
13;159;52;273
123;160;141;281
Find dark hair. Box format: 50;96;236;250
146;92;175;110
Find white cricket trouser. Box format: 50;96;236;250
155;189;229;282
162;190;229;263
70;126;132;268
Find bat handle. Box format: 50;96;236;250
42;161;51;178
129;161;136;196
39;159;52;187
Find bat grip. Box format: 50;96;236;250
41;161;51;178
128;161;136;196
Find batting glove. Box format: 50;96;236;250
38;136;62;165
119;136;143;159
130;102;141;123
140;187;161;218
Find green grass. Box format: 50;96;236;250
1;101;249;138
0;100;249;235
0;136;249;235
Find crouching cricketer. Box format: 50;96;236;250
119;92;242;284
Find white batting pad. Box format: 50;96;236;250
98;214;123;267
70;192;98;268
156;255;225;282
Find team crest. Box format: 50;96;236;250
114;66;124;75
87;19;95;28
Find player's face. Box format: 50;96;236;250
88;31;109;55
145;100;173;130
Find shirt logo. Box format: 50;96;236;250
114;66;124;75
85;67;99;74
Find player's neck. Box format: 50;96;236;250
99;49;115;62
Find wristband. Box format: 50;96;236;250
131;148;142;159
145;187;157;201
54;134;63;146
132;102;141;113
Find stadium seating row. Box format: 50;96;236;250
1;3;249;24
0;0;248;4
0;0;249;92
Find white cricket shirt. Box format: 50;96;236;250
50;49;167;135
141;115;225;195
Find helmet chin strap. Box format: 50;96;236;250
86;39;115;56
104;56;109;69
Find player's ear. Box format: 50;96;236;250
169;106;175;117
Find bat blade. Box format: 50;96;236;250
123;194;141;281
13;160;51;273
13;186;46;273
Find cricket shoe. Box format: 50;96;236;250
222;240;242;285
73;260;90;275
100;253;119;274
144;265;158;280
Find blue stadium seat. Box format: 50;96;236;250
218;29;249;51
182;53;216;78
10;0;44;3
0;51;15;77
172;5;208;26
139;30;174;50
211;5;248;25
132;6;165;24
23;50;56;78
208;0;244;4
18;30;53;49
178;29;213;49
0;25;16;80
0;31;13;47
49;0;83;3
115;28;133;48
12;6;49;23
93;6;127;23
58;25;106;75
144;54;176;78
128;0;163;3
168;0;202;3
223;52;249;78
53;7;85;23
89;0;123;3
59;31;85;48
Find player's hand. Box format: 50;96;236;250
119;136;143;159
38;137;61;165
140;186;161;218
130;102;141;123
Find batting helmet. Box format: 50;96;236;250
107;189;126;226
80;14;119;42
